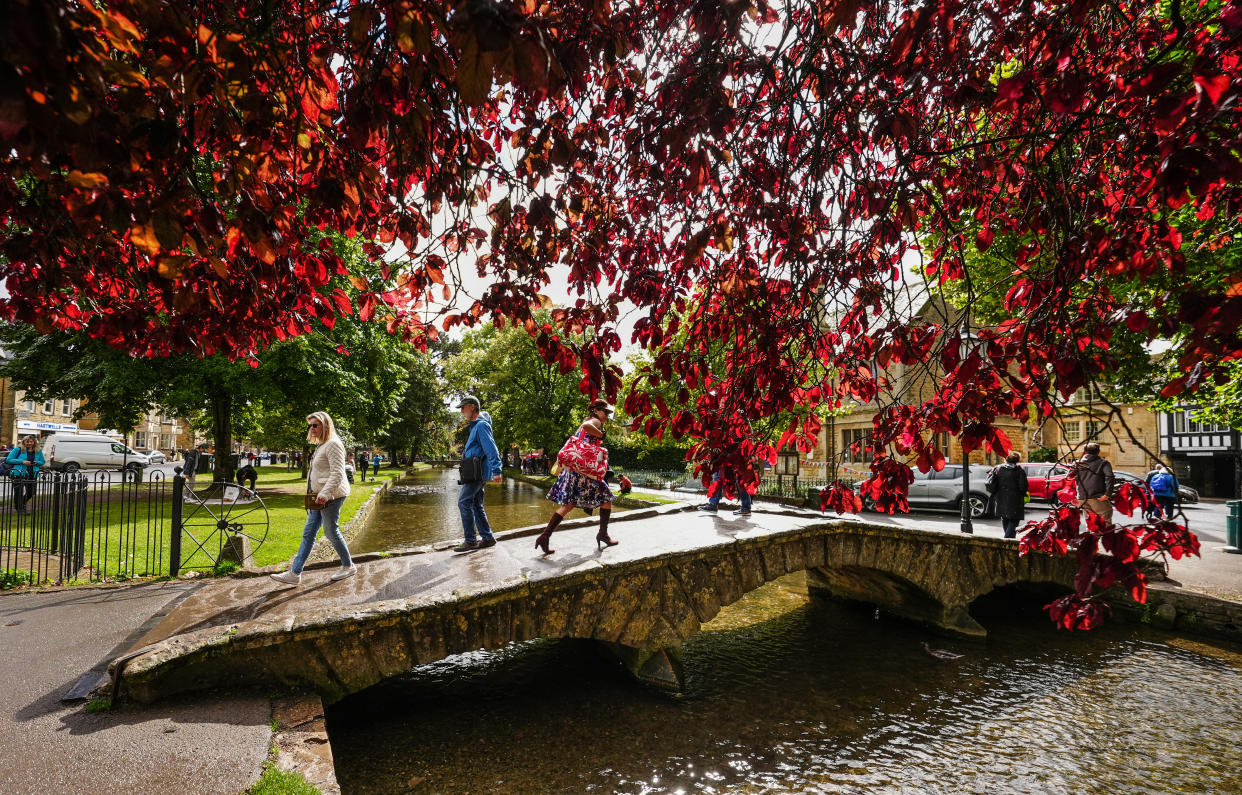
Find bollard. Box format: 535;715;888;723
1226;500;1242;554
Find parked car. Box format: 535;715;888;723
138;449;167;465
861;464;994;518
41;433;149;473
1019;462;1073;502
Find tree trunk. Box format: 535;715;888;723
300;444;311;479
211;391;234;483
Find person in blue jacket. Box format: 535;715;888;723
1146;464;1179;520
454;395;503;552
6;436;46;516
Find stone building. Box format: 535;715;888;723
5;390;84;444
1032;387;1161;474
78;408;195;454
813;295;1032;482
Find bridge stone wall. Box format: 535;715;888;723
114;521;1078;704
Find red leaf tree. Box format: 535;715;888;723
5;0;1235;624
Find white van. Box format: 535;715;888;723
41;433;150;473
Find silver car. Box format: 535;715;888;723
140;449;167;465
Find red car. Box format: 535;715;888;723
1019;462;1073;502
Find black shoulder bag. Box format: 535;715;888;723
459;456;484;484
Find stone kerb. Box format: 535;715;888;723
113;519;1071;704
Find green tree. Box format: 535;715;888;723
377;352;454;461
440;316;592;457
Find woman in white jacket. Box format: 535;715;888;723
271;411;356;585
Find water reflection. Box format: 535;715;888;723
352;468;593;554
327;576;1242;794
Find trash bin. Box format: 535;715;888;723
197;453;213;475
1226;500;1241;554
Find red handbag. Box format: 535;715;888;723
557;430;608;480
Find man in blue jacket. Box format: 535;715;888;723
454;395;503;552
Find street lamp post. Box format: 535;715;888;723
959;321;974;534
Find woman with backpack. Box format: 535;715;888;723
1147;464;1179;520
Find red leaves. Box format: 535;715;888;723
819;482;862;514
859;457;913;515
1020;502;1198;630
1046;595;1112;632
1111;481;1151;518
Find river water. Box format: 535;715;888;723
352;468;606;554
328;471;1242;794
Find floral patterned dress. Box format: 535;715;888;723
547;430;614;509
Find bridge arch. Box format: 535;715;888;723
114;521;1080;704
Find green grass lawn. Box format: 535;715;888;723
36;467;400;583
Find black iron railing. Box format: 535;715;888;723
0;468;266;588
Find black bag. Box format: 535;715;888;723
459;456;484;484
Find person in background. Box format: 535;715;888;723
6;436;44;516
618;472;633;495
536;399;617;554
698;466;754;517
270;411;356;585
182;443;206;492
1073;441;1115;523
345;453;356;484
986;451;1029;539
372;451;382;479
1146;464;1179;520
454;395;503;552
236;456;258;491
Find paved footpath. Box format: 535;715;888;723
0;498;1236;795
0;583;270;794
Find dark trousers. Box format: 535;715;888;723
1001;517;1019;539
1154;496;1177;519
11;477;35;513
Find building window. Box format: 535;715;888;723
135;431;147;448
1063;421;1082;443
1085;420;1101;441
23;399;34;412
42;400;54;414
1176;410;1229;434
160;412;175;424
842;428;873;463
60;400;71;416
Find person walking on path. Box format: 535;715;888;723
271;411;356;585
1073;441;1115;523
986;451;1029;539
697;467;754;516
6;436;44;516
535;399;617;555
371;451;382;479
454;395;503;552
1146;464;1179;519
182;443;205;492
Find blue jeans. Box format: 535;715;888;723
707;473;752;511
458;480;494;542
291;497;351;574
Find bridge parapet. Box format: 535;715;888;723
113;518;1079;704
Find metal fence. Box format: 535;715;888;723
0;469;266;588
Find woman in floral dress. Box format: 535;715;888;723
535;399;617;554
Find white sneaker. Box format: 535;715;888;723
330;565;358;581
269;570;301;585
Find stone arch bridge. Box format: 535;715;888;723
114;510;1079;704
